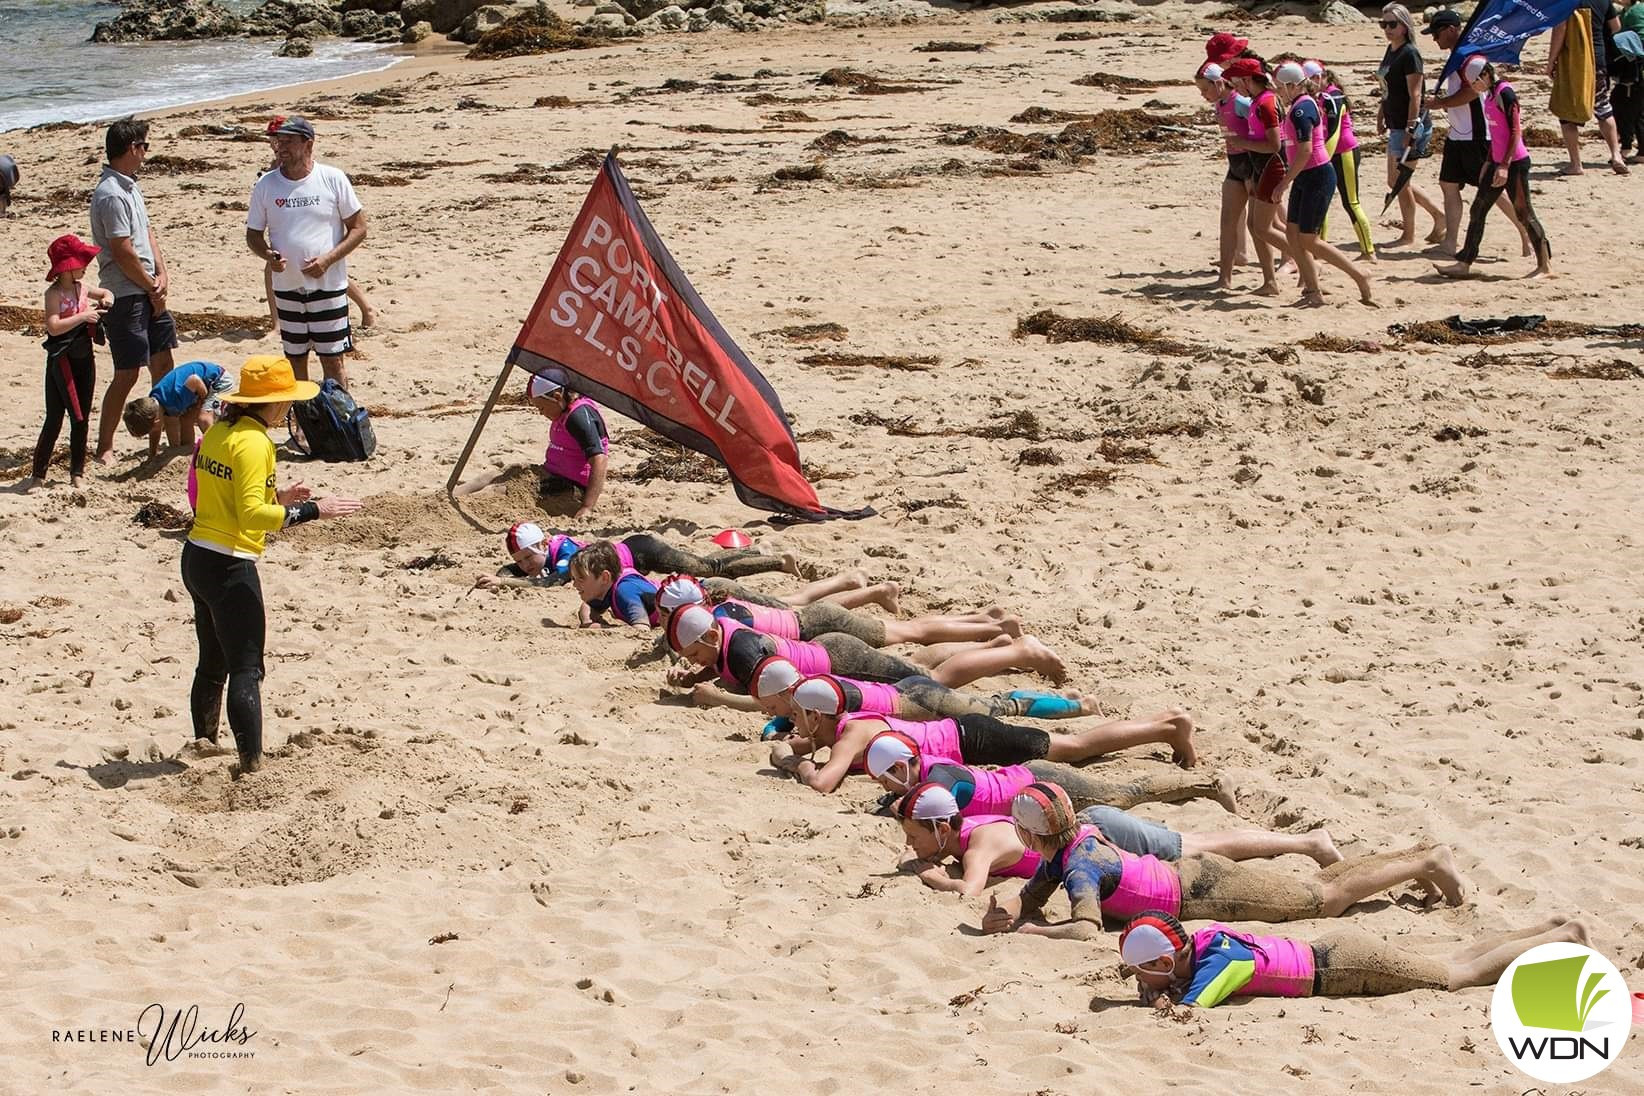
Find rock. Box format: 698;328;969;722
242;1;344;38
640;3;687;29
1315;0;1371;23
401;0;496;33
91;0;242;43
340;0;401;12
278;35;315;56
402;18;433;40
455;3;515;42
742;0;819;18
586;11;629;29
571;0;597;6
342;10;386;35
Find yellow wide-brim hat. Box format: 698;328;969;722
224;355;320;404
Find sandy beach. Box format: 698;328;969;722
1;6;1642;1092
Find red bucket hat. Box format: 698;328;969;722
1205;32;1250;64
46;233;100;281
1223;57;1266;80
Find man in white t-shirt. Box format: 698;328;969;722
244;116;368;389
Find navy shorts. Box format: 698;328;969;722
1287;162;1337;234
1225;151;1256;183
1080;805;1184;860
105;293;178;372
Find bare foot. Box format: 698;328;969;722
1292;290;1325;309
1610;158;1630;176
1424;225;1446;244
1527;265;1552;280
780;552;801;577
1561;918;1591;947
96;450;116;467
1557;162;1584;176
1423;845;1467;907
1307;828;1343;867
840;568;869;591
359;304;378;328
997;613;1023;639
1163;709;1197;768
19;476;41;494
1355;252;1378;263
1254;281;1281;298
1520;239;1533;257
872;581;901;615
1019;636;1067;684
1435;262;1473;279
70;475;85;488
1212;775;1239;814
229;754;264;779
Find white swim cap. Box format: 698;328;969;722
901;783;959;822
1201;62;1224;81
1011;782;1076;837
864;730;917;778
792;676;846;715
666;605;715;652
1463;55;1488;81
1274;62;1306;86
749;656;801;700
506;521;545;554
1302;60;1325;79
1120;922;1178;968
657;575;707;611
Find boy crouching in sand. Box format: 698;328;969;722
123;360;233;457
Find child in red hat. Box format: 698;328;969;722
26;235;112;490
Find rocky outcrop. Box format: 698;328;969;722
453;3;529;43
400;0;497;33
91;0;242;43
1314;0;1371;24
613;0;823;31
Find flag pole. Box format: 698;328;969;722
444;355;520;528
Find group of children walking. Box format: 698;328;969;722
483;523;1587;1013
1197;11;1553;307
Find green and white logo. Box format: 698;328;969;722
1491;942;1632;1084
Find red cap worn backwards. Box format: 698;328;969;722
1224;57;1265;80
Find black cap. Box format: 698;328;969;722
0;154;17;193
272;115;315;140
1424;9;1463;34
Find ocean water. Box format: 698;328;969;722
0;0;403;133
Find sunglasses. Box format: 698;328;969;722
1380;20;1402;28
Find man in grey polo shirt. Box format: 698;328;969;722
90;118;178;464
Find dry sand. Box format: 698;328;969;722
2;8;1642;1094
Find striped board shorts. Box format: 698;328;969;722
274;285;352;358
